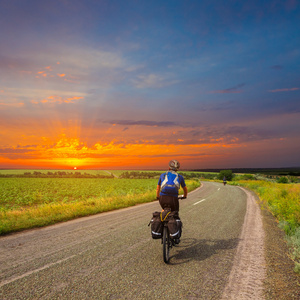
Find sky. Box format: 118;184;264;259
0;0;299;170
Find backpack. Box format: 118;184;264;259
161;171;180;195
149;211;163;239
167;211;182;240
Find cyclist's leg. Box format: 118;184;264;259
160;195;179;211
172;197;181;244
172;196;179;211
160;196;181;245
159;195;172;210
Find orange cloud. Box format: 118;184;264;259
0;102;24;108
0;131;237;169
57;73;66;77
210;83;245;94
65;96;84;103
31;95;84;104
0;133;296;170
269;87;299;92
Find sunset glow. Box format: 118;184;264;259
0;1;299;169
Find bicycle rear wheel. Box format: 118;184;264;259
163;225;170;263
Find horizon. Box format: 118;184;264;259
0;1;299;170
1;166;299;172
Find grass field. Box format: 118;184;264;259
0;175;200;235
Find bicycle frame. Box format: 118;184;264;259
159;195;185;264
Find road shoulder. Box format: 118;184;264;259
221;187;266;299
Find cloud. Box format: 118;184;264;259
0;43;132;90
0;102;24;108
178;125;278;146
0;54;33;72
31;95;84;104
0;147;32;154
35;66;67;80
0;146;37;160
268;87;299;92
210;83;245;94
53;47;127;71
105;120;178;127
270;65;283;70
2;87;87;99
131;73;178;89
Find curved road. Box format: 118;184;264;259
0;182;265;299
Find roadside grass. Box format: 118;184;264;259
0;178;200;235
231;179;300;273
0;191;155;234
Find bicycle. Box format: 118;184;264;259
161;195;185;264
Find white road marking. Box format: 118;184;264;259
0;255;77;288
193;199;206;205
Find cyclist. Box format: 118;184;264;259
156;159;188;211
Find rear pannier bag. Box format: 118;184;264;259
167;211;182;239
150;212;163;239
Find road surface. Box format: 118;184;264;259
0;182;265;299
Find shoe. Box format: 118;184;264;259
174;238;180;244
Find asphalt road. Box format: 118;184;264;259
0;182;249;299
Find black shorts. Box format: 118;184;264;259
159;195;179;211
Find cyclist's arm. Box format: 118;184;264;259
180;175;188;198
183;186;188;198
156;185;161;199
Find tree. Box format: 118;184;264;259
218;170;233;181
277;176;288;183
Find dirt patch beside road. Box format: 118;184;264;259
221;187;300;299
221;187;266;299
261;197;300;299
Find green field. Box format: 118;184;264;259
0;174;200;235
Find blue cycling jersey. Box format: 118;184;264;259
158;171;186;196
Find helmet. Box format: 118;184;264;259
169;159;180;171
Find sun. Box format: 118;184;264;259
74;167;77;170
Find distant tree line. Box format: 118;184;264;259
193;168;300;177
0;171;114;179
197;173;218;180
119;171;162;179
119;171;205;180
